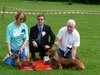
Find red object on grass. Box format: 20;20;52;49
34;60;52;70
19;60;52;71
19;66;34;71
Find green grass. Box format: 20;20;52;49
0;1;100;75
0;1;100;10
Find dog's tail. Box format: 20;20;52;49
80;62;85;70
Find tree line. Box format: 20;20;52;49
28;0;100;4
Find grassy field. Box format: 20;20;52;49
0;1;100;75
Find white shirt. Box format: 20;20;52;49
57;26;80;52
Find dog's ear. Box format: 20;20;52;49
53;51;58;60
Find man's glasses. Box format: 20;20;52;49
38;19;44;21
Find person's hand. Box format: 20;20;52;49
54;41;60;46
9;51;13;57
19;47;23;54
45;45;50;49
33;41;38;47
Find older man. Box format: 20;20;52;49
55;19;80;59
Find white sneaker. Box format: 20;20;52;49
43;56;50;63
2;54;9;62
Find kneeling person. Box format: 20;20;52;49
29;14;55;60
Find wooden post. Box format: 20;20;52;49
2;6;5;20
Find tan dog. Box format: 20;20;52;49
12;54;35;69
46;50;63;70
48;56;63;70
46;49;85;70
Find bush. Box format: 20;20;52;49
72;0;100;4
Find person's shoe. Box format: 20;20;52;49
30;57;36;61
43;56;50;64
2;54;10;62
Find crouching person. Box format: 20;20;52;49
3;11;29;67
55;19;80;59
29;14;55;61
